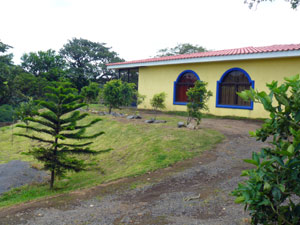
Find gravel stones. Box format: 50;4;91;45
126;115;142;119
0;160;48;195
97;111;124;117
145;119;167;124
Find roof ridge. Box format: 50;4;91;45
107;43;300;67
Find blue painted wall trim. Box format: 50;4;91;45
173;70;200;105
216;67;254;110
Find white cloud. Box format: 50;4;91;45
0;0;299;64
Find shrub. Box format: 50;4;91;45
186;80;212;125
150;92;167;120
81;82;100;109
102;80;136;113
232;74;300;225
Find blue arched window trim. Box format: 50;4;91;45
173;70;200;105
216;67;254;110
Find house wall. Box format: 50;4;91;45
138;57;300;118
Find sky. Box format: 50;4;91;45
0;0;299;64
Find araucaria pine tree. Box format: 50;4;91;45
15;85;105;188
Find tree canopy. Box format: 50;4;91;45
245;0;299;9
21;49;66;82
60;38;124;90
156;43;207;57
0;40;16;105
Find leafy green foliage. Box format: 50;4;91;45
0;40;14;105
80;82;100;109
186;80;213;125
15;98;38;130
136;93;146;106
12;72;49;101
233;74;300;225
15;85;107;188
60;38;124;90
150;92;167;119
245;0;299;9
0;104;15;122
102;79;136;113
156;43;207;57
21;49;66;82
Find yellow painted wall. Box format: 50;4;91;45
138;57;300;118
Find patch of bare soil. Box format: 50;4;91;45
0;116;266;225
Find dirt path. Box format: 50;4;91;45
0;118;267;225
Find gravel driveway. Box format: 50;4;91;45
0;118;267;225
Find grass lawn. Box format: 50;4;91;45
0;110;224;207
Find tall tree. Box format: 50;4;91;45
12;72;49;100
156;43;207;57
21;49;66;82
244;0;299;9
15;84;107;188
60;38;124;90
0;41;22;105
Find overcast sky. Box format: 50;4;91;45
1;0;299;64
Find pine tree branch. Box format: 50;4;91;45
16;125;54;136
39;111;58;125
61;118;102;131
78;131;105;139
60;129;86;139
57;142;93;147
62;95;83;104
14;133;54;144
59;148;101;155
25;118;56;130
60;112;89;125
61;103;86;115
39;101;59;114
44;93;59;103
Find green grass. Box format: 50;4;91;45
0;112;224;207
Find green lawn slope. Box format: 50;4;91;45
0;112;224;207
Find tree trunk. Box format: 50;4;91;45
109;106;112;114
50;170;55;189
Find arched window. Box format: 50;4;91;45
216;68;254;110
173;70;199;105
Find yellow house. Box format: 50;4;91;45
107;44;300;118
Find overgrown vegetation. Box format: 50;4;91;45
15;85;106;188
233;74;300;225
186;80;212;125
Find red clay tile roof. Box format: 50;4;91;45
107;44;300;67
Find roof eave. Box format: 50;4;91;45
107;50;300;70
